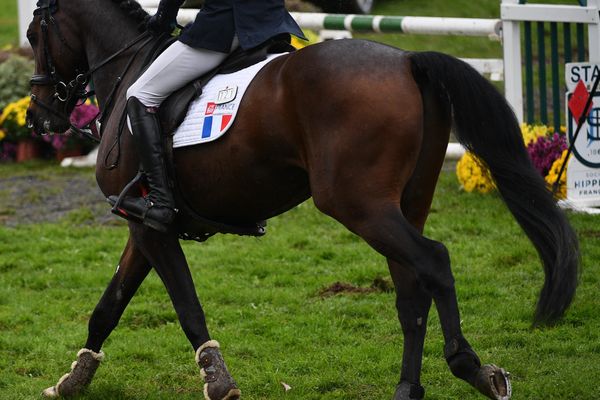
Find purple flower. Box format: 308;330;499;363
70;103;99;128
41;103;99;151
527;133;567;177
0;142;17;162
42;133;70;150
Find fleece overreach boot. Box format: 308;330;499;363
196;340;241;400
109;97;176;232
42;348;104;398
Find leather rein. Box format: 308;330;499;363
29;0;153;143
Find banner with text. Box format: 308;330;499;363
565;62;600;207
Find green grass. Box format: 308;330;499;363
365;0;585;59
361;0;503;58
0;0;18;48
1;163;599;399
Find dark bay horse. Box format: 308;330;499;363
26;0;579;399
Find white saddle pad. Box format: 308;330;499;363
173;53;286;148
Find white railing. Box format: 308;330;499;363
138;1;504;81
18;0;36;49
17;0;600;124
500;0;600;123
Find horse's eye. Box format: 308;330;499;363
27;32;38;45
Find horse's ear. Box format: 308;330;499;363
33;0;58;15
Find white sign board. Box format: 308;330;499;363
565;62;600;207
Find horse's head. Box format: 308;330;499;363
27;0;89;134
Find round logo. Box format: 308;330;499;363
570;105;600;168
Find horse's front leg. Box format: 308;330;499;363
129;223;241;400
43;234;152;398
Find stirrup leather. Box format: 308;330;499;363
109;170;144;222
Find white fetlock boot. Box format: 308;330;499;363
196;340;241;400
42;348;104;398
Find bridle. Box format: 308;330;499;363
29;0;90;123
29;0;153;142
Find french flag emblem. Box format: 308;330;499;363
201;102;233;139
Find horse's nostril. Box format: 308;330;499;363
26;109;34;129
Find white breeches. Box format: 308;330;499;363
127;37;239;108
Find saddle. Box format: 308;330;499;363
119;35;295;242
157;34;294;133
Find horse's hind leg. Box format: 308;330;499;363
43;235;152;398
386;77;451;399
129;224;241;400
310;132;509;399
325;199;509;399
388;259;431;400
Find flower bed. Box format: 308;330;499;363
0;52;99;163
456;124;569;198
0;96;35;161
0;95;98;163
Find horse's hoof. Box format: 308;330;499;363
196;340;241;400
392;381;425;400
473;364;512;400
41;348;104;398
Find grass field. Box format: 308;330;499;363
0;0;18;48
1;163;599;399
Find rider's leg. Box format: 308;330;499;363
111;39;238;232
126;38;239;108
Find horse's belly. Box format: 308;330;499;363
173;54;309;222
174;146;310;222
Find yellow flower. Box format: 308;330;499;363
0;96;33;140
521;123;549;146
0;129;5;141
458;124;566;196
456;151;496;193
0;96;31;128
545;149;570;199
0;105;12;126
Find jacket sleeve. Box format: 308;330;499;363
155;0;185;25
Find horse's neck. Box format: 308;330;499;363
80;8;160;183
80;14;152;110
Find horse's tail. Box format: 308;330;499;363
409;51;579;326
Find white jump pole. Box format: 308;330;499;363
18;0;36;48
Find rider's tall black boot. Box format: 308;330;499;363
109;97;176;233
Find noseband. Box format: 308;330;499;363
29;0;153;141
30;0;90;119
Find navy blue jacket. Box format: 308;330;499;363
166;0;306;52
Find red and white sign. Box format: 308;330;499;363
565;62;600;207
